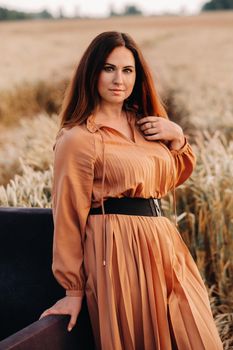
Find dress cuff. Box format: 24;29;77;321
169;136;189;155
66;289;84;297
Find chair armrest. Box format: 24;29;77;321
0;315;79;350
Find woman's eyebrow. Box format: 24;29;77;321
104;63;135;68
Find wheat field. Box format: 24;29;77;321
0;12;232;347
1;12;233;127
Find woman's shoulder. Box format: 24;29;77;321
53;123;95;155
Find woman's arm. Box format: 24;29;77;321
137;116;196;186
40;126;95;331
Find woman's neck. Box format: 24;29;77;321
95;102;125;122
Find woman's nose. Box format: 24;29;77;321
113;70;123;85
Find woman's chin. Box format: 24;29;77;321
101;97;125;105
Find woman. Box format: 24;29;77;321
40;31;223;349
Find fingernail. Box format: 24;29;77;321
68;327;72;332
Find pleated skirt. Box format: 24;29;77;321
83;215;223;350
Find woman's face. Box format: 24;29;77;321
97;46;136;105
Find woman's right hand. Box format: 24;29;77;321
39;296;83;332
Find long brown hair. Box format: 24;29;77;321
59;31;167;130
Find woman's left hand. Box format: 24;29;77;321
137;116;185;151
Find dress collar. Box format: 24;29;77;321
86;114;99;133
86;112;136;134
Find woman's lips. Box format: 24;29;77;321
109;89;125;96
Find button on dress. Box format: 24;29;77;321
52;113;223;349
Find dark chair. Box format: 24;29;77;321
0;207;95;349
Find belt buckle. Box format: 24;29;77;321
153;198;161;216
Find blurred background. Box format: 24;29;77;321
0;0;232;347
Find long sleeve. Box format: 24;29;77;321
169;137;196;187
52;126;95;297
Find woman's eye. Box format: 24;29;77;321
124;68;133;73
104;66;114;72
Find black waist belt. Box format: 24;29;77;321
89;197;163;217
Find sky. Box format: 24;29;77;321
0;0;208;17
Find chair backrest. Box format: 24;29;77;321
0;207;94;349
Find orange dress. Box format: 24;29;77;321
52;113;223;350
